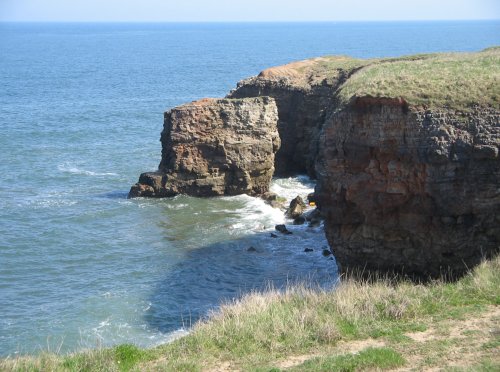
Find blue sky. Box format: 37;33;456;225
1;0;499;22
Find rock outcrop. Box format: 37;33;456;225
131;48;500;277
227;57;363;177
129;97;280;197
316;98;500;277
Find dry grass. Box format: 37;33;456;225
2;256;498;371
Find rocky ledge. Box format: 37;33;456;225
131;48;499;277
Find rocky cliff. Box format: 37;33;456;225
227;57;367;176
131;48;499;277
315;99;499;277
129;97;279;197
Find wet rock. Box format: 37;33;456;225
322;249;332;256
307;192;316;205
247;246;257;252
262;192;287;209
286;196;306;219
270;233;278;238
303;208;323;227
293;216;306;225
275;224;293;235
304;248;314;253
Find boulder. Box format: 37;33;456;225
286;196;306;219
275;224;292;235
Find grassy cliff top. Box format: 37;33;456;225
338;47;500;110
254;47;499;110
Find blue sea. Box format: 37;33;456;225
0;21;499;357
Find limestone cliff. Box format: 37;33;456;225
129;97;279;197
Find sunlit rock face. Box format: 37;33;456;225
315;97;500;277
129;97;280;198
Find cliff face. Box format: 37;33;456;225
315;98;500;276
227;57;364;177
129;97;279;197
131;49;500;276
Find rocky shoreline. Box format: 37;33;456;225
130;49;500;278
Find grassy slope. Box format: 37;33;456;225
337;47;500;110
3;256;499;371
285;47;499;110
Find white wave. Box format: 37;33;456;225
19;197;77;209
215;176;316;235
270;176;315;202
58;163;118;177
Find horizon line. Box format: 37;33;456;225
1;18;499;24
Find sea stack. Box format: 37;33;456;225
129;97;280;197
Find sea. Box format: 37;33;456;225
0;21;499;357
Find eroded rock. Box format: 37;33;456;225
129;97;280;197
316;97;500;277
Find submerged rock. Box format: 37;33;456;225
275;224;293;235
261;192;286;209
293;216;306;225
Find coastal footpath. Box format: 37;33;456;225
130;48;500;277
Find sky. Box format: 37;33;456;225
0;0;499;22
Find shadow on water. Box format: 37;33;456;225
144;229;338;333
98;190;130;199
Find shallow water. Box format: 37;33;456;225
0;21;499;356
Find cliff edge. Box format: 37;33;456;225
130;48;499;277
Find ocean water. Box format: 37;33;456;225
0;21;499;356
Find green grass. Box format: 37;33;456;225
290;347;405;371
337;47;500;110
2;256;498;371
264;47;500;111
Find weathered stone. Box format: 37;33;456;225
129;97;280;197
130;51;500;278
227;58;350;177
286;196;307;219
316;97;500;277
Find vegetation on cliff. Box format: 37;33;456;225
255;47;500;110
3;256;498;371
338;47;500;109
